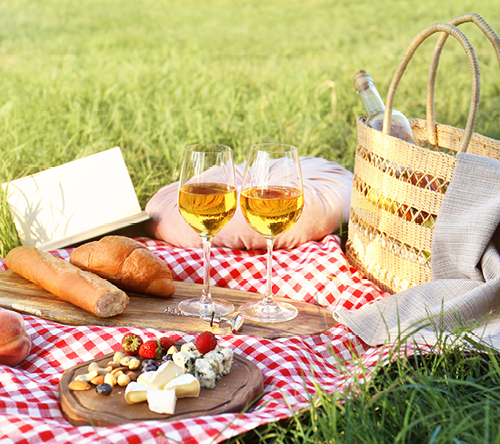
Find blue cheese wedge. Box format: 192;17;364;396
168;343;234;392
180;342;196;353
147;389;177;415
164;373;200;398
202;350;224;379
180;342;202;358
219;347;234;376
194;358;216;389
173;351;197;374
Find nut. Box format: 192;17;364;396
106;361;122;369
111;367;127;375
104;373;117;387
126;370;140;381
90;375;105;385
128;357;141;370
74;371;99;383
69;380;91;391
117;373;131;387
113;350;126;363
88;362;113;376
119;355;134;367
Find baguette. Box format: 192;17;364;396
69;236;175;297
6;246;129;318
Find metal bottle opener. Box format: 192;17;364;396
163;307;244;334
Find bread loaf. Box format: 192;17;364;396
69;236;175;297
6;247;129;318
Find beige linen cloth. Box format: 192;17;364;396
334;153;500;350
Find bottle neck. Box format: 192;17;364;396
353;70;418;145
356;80;385;116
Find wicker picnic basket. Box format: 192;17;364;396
345;13;500;294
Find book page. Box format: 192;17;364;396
4;147;144;249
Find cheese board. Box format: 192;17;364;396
0;270;336;338
59;350;263;426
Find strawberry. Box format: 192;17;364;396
159;336;175;352
195;331;218;355
138;339;163;359
121;333;143;356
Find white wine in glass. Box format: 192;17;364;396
177;144;237;316
239;143;304;323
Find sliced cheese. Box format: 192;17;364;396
136;370;158;389
149;361;185;389
125;381;150;404
164;373;200;398
147;389;177;415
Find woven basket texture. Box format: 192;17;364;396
346;13;500;294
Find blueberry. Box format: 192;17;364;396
143;363;157;372
96;383;113;396
162;354;173;362
141;359;156;368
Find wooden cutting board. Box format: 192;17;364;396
0;271;336;339
59;350;263;426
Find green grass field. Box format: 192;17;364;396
1;1;500;442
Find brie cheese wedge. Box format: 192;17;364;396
125;381;150;404
164;373;200;398
147;389;177;415
137;361;184;390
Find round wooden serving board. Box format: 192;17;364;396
59;350;263;427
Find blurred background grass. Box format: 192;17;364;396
0;0;499;252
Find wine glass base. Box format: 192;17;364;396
178;298;234;317
238;300;298;324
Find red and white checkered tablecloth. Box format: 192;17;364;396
0;235;419;444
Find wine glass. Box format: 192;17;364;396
177;143;237;316
239;143;304;323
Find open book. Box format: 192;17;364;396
3;147;150;251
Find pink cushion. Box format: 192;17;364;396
145;156;353;250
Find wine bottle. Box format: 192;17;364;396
353;70;418;145
353;70;440;230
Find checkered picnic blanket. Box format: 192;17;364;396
0;235;406;444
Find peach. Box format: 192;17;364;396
0;308;32;367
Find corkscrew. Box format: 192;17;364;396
163;307;244;333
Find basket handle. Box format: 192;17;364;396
426;13;500;145
382;22;479;153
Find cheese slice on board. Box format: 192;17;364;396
164;373;200;398
147;389;177;415
125;382;150;404
137;361;184;390
136;371;157;389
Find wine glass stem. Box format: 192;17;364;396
263;237;275;306
200;236;214;306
